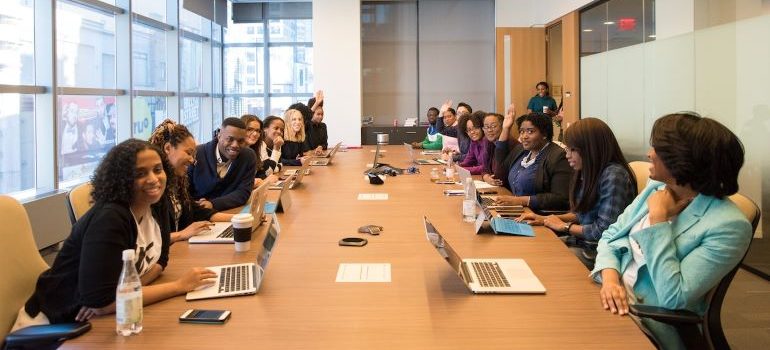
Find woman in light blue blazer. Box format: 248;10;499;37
590;113;751;349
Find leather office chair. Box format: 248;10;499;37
65;182;93;224
629;193;760;350
0;196;89;349
628;161;651;194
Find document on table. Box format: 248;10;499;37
357;193;389;200
370;149;387;152
474;180;497;189
336;263;392;283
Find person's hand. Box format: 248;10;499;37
515;212;544;225
543;215;567;232
273;136;284;149
314;146;324;156
75;305;113;321
264;174;279;184
410;142;422;149
298;156;311;165
495;195;521;206
178;221;213;241
554;107;564;122
315;90;324;102
440;99;453;113
175;267;218;293
502;104;516;130
482;174;503;186
648;187;693;224
599;270;628;315
196;198;213;209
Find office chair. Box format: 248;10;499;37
628;161;651;194
629;193;760;350
65;182;93;224
0;196;89;349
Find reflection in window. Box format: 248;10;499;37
56;0;117;88
133;23;167;91
0;0;34;85
180;38;203;93
57;95;117;186
133;96;167;140
267;19;312;43
0;94;35;194
580;0;655;57
225;47;264;94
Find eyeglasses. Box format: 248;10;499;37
467;126;482;132
482;123;499;131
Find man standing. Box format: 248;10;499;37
188;117;256;211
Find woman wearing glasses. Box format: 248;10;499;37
457;111;494;174
493;106;572;212
240;114;279;188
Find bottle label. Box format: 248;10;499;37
116;291;143;324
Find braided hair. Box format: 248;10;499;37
149;119;194;213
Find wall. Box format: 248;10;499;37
313;0;362;146
495;0;593;27
495;28;546;114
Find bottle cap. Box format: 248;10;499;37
122;249;135;261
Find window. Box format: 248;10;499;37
133;96;167;140
180;38;203;93
133;0;166;22
580;0;656;56
56;1;117;89
0;0;34;85
181;97;202;139
132;23;167;91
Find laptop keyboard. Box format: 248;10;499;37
471;262;510;288
218;265;250;293
480;196;496;207
217;226;234;238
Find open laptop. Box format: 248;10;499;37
403;143;442;165
270;161;310;190
315;142;342;158
189;181;270;244
186;219;280;300
310;142;342;166
265;174;293;214
422;216;545;294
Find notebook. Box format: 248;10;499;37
189;181;270;244
423;216;545;294
403;143;442;165
310;142;342;166
186;219;280;300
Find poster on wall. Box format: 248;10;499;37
57;96;116;183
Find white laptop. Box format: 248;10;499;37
186;219;280;301
189;181;270;244
310;142;342;166
403;143;442;165
315;142;342;158
270;161;310;190
265;174;293;214
422;216;545;294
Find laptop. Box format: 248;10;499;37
403;143;442;165
265;174;293;214
422;216;545;294
189;181;270;244
469;180;523;213
186;219;280;300
310;142;342;166
315;142;342;158
270;161;310;190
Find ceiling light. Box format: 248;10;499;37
603;21;615;25
583;29;593;32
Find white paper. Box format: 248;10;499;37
336;263;391;282
370;149;387;152
357;193;389;200
473;180;497;189
442;135;460;152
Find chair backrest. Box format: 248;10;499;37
628;161;651;194
66;182;94;224
702;193;760;349
0;196;49;340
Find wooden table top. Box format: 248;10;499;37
64;145;652;349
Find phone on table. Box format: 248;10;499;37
179;309;231;324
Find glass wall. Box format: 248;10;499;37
580;0;656;57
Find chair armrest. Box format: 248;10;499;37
629;304;701;324
4;322;91;350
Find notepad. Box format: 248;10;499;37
357;193;389;200
336;263;391;282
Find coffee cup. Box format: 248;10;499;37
231;213;254;252
542;106;549;113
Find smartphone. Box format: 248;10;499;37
179;309;231;324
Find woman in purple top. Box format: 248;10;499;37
458;111;493;175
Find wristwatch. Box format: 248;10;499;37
563;222;574;233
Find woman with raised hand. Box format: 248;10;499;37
517;118;636;268
17;139;215;327
280;109;311;166
240;114;279;188
149;120;236;243
591;113;751;349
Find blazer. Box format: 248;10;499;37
494;141;572;211
188;140;257;211
590;180;752;348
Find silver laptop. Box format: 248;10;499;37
189;181;270;244
403;143;442;165
186;219;280;300
310;142;342;166
422;216;545;294
270;161;310;190
265;173;293;214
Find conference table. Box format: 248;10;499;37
65;145;652;349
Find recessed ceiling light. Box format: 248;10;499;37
603;21;615;25
648;34;656;38
583;29;593;32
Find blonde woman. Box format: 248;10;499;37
280;109;311;166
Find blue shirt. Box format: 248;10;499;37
575;163;636;242
527;95;557;113
507;150;544;207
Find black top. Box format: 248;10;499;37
176;199;216;232
188;140;257;211
280;140;310;166
305;121;328;150
25;200;171;324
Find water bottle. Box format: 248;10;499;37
462;178;476;222
445;157;455;182
116;249;143;336
430;168;440;183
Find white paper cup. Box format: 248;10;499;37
231;213;254;252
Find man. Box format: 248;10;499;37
60;102;80;155
410;107;441;149
188;117;257;211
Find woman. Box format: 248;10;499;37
280;109;310;166
240;114;279;188
517;118;637;269
592;113;751;349
458;111;493;175
526;81;557;115
493;109;572;211
17;139;214;327
261;115;285;168
479;111;509;185
149;120;236;243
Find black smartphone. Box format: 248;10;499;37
179;309;231;324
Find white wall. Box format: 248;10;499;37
313;0;362;146
495;0;592;27
656;0;695;39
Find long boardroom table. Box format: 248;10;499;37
65;145;652;349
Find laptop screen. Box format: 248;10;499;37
423;217;463;275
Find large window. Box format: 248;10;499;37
580;0;656;57
223;3;313;118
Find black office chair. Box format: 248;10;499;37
629;193;760;350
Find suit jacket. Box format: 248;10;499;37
494;141;572;211
188;140;257;211
590;180;752;348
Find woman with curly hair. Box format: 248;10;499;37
149;120;236;243
16;139;215;327
240;114;279;188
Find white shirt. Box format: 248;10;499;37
622;214;651;301
132;211;163;276
215;146;232;178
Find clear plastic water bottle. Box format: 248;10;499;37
445;157;455;182
462;178;476;222
116;249;143;336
